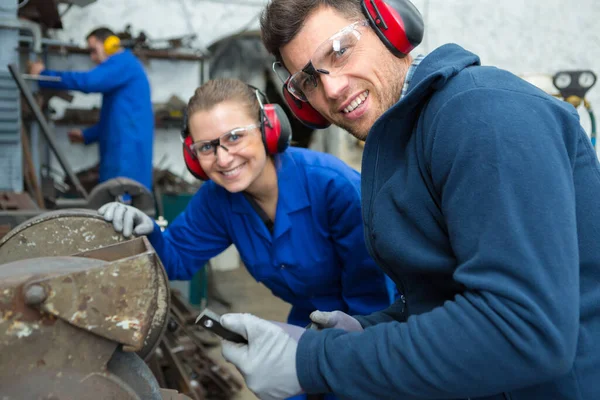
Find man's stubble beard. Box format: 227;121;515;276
340;58;407;141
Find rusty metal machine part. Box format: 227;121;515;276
0;209;170;360
0;256;164;399
108;347;164;399
146;289;244;400
0;208;126;264
86;177;156;217
73;237;170;359
0;210;239;399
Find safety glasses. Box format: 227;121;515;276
273;20;370;102
188;124;259;159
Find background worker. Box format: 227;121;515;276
29;27;154;190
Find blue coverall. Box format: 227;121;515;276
39;50;154;190
149;147;395;327
149;147;395;400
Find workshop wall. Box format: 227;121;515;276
46;0;600;177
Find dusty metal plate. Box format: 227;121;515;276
0;257;124;398
73;237;171;360
38;254;158;350
0;209;126;264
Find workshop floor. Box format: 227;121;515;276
205;265;292;400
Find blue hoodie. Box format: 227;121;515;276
296;44;600;400
39;50;154;190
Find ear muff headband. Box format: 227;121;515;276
361;0;424;57
280;0;424;129
181;85;293;181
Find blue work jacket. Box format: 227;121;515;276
149;147;394;326
297;44;600;400
39;50;154;190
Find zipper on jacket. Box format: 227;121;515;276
365;135;408;317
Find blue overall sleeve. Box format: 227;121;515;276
147;184;232;281
325;171;391;315
38;55;134;94
83;124;100;145
296;89;580;399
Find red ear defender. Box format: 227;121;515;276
262;103;293;154
181;111;209;180
182;135;210;180
361;0;424;57
281;83;331;130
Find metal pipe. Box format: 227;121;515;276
18;35;78;48
21;74;62;82
8;64;89;200
0;17;42;54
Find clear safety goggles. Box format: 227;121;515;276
273;20;370;102
188;124;259;159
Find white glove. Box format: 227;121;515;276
309;310;364;332
220;313;303;400
98;202;154;238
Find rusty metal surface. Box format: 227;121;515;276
148;289;244;400
0;191;38;210
0;210;239;399
74;237;171;360
1;370;145;400
0;209;126;264
0;255;167;399
0;224;12;240
108;347;163;400
0;211;170;360
0;256;126;398
37;254;158;351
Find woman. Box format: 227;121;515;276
99;78;394;329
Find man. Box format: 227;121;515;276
29;27;154;190
218;0;600;399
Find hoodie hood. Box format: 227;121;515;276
370;44;481;135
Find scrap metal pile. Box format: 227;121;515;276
0;210;242;399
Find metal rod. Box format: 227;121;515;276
7;64;89;200
18;35;77;48
21;74;62;82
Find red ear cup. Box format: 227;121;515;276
263;103;292;154
361;0;424;57
282;84;331;130
182;135;209;180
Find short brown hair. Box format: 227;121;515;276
86;27;115;42
186;78;260;123
260;0;363;62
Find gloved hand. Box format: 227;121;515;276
309;310;364;332
220;313;303;400
98;202;154;238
